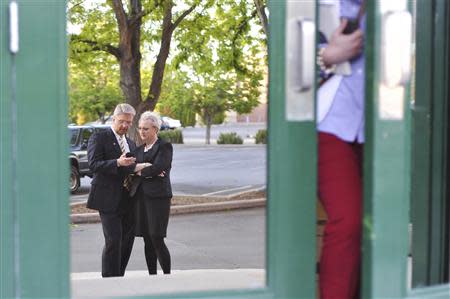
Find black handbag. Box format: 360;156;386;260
128;175;142;198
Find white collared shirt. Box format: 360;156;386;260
111;126;130;153
144;139;157;153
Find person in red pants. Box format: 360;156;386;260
317;0;365;298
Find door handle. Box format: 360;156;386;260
381;11;412;87
285;15;316;121
289;18;315;91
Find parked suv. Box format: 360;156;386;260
69;124;109;193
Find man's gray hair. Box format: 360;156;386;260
113;103;136;116
139;111;162;131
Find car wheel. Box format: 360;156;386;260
70;165;81;194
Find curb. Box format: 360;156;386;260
71;198;266;224
178;140;263;146
70;187;266;209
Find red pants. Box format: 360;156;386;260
318;132;363;299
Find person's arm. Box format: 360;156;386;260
87;133;119;175
321;19;363;67
134;162;151;173
119;141;138;175
318;32;334;80
140;143;173;178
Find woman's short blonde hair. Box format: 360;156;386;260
139;111;162;132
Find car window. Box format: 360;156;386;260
69;128;80;146
81;128;94;145
95;126;109;133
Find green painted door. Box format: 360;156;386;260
269;0;318;298
1;1;69;298
410;0;450;293
5;1;450;298
0;1;319;298
363;0;450;298
361;1;413;297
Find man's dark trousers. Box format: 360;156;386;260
99;190;135;277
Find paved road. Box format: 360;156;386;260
170;144;266;195
71;208;266;273
71;144;266;202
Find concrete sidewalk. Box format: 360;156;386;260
71;269;265;298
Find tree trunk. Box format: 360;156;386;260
205;113;212;145
120;37;142;142
110;0;197;141
142;1;174;114
253;0;269;107
111;0;143;141
206;123;212;145
119;40;142;109
254;0;268;38
141;1;198;114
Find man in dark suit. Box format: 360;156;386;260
87;103;137;277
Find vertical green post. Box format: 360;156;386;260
424;0;449;285
0;1;69;298
1;1;15;297
410;0;433;287
411;0;450;287
267;1;317;298
362;1;411;298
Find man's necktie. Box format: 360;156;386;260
118;135;127;154
118;135;132;191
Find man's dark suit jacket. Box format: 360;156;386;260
86;128;136;212
130;138;173;199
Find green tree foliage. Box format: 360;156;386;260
68;1;124;123
69;0;213;136
157;68;196;127
165;0;266;144
68;0;267;141
69;53;121;124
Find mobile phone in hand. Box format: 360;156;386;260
343;19;359;35
125;152;135;158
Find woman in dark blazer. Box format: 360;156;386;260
131;111;173;275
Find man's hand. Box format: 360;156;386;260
322;19;364;66
117;153;136;167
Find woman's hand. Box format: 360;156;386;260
322;19;364;66
134;162;151;173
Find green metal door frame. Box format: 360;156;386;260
410;0;434;288
3;1;450;298
1;1;319;298
1;1;69;298
411;0;450;288
362;1;412;297
363;0;450;298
